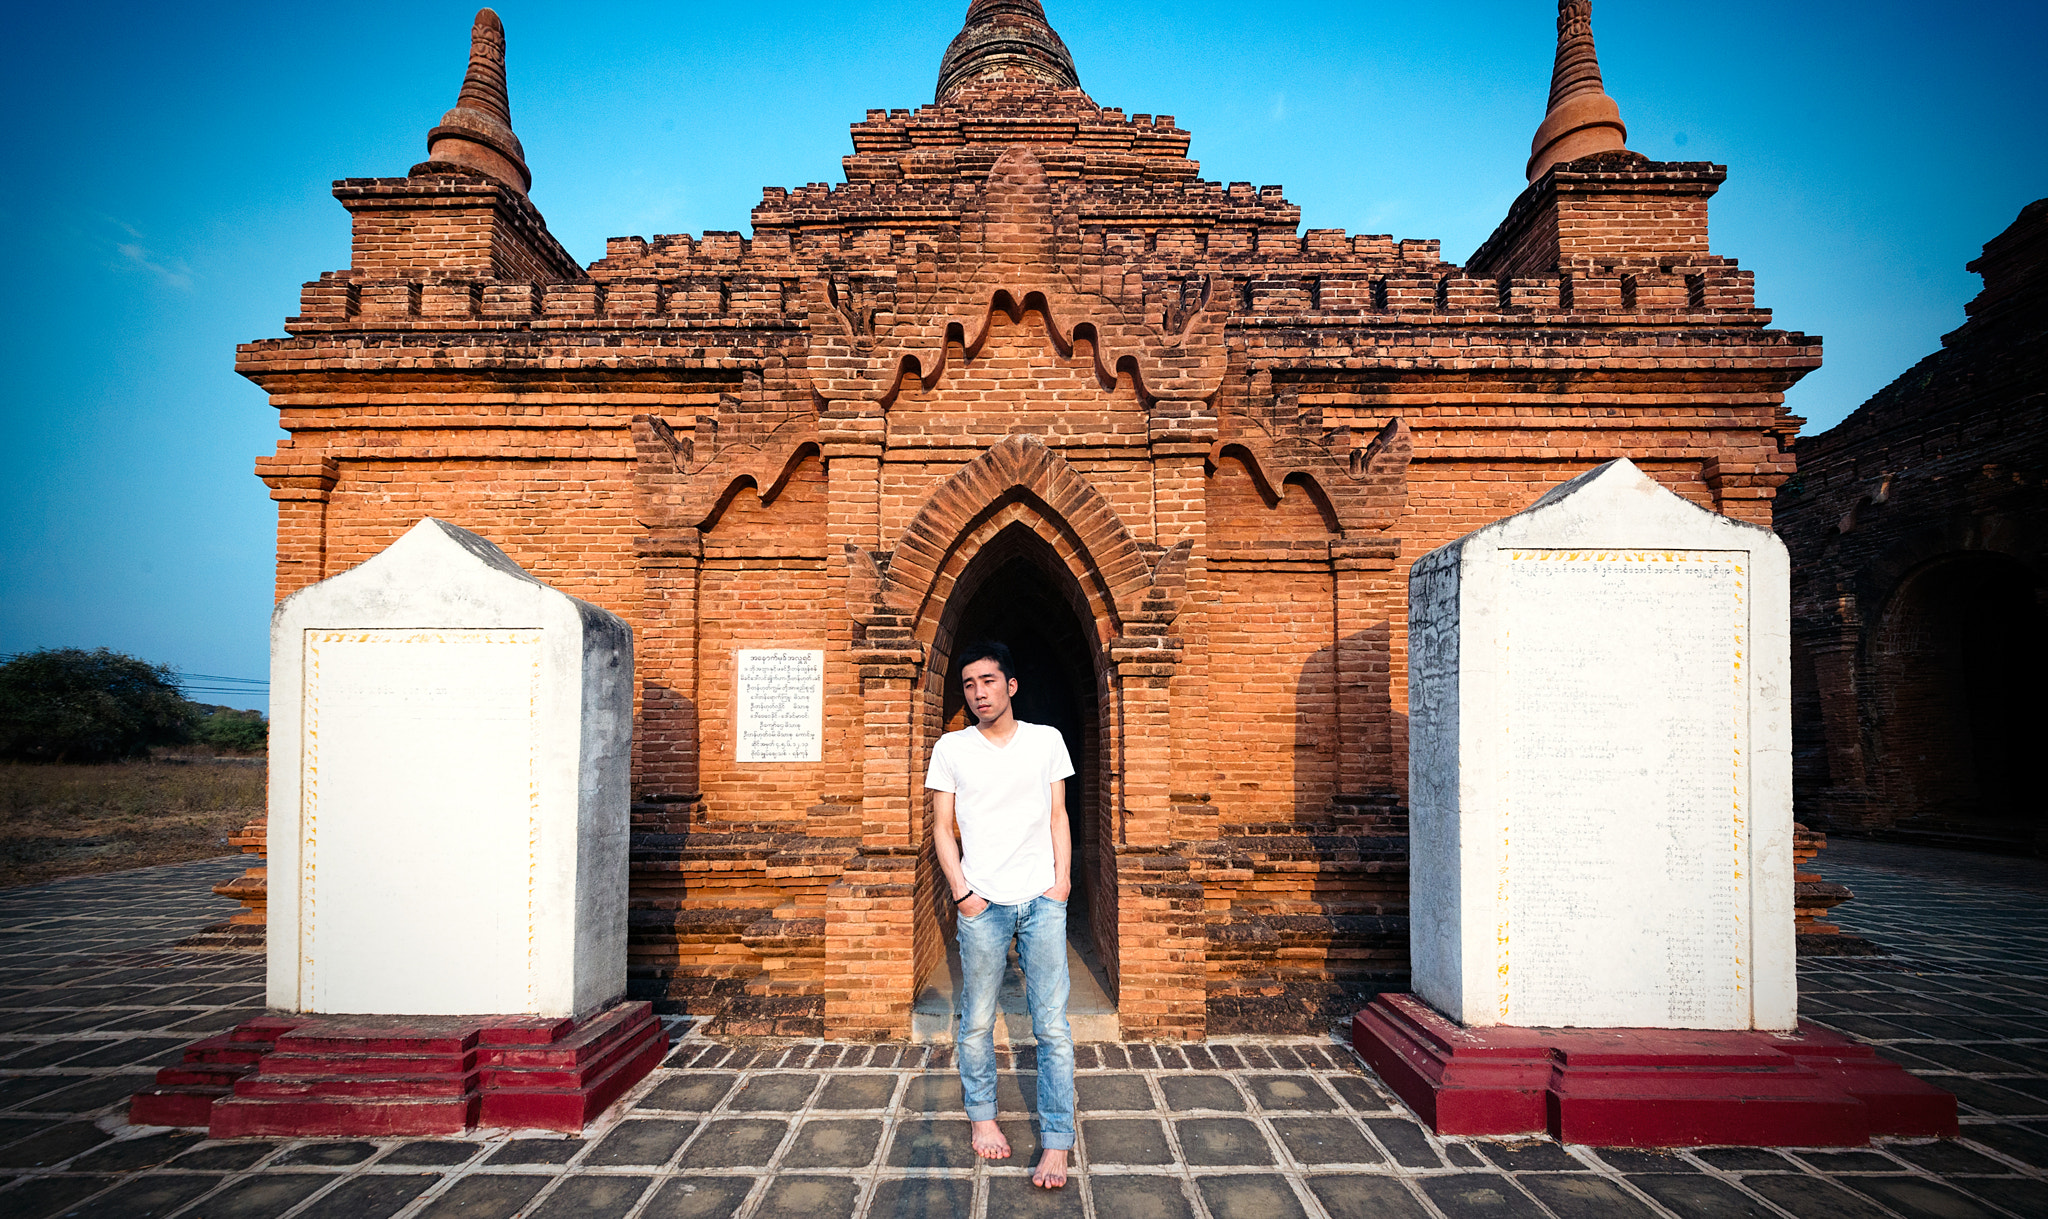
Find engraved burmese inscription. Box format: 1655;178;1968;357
301;628;541;1014
1498;550;1748;1028
735;649;825;764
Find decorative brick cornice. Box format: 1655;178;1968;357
254;447;339;502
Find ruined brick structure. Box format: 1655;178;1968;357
239;1;1818;1038
1779;199;2046;855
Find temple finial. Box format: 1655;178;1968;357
1525;0;1630;182
936;0;1082;103
418;9;533;193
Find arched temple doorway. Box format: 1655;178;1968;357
1875;552;2048;849
912;521;1121;1034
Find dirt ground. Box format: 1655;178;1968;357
0;759;262;889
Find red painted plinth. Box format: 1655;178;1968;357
130;1001;666;1137
1353;993;1957;1147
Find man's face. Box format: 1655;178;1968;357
961;657;1017;725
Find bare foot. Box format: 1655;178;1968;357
1032;1147;1069;1188
971;1118;1011;1160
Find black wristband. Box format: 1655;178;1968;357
954;890;976;906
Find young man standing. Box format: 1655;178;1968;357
927;640;1076;1190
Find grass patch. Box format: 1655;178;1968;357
0;759;263;889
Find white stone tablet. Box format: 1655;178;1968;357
265;519;633;1018
1408;459;1795;1031
735;649;824;763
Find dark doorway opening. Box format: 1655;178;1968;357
911;520;1121;1041
1877;553;2048;849
942;554;1108;957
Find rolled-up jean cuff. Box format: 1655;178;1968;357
965;1103;998;1121
1039;1133;1076;1150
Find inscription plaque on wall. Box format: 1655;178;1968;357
735;649;825;764
1499;549;1748;1028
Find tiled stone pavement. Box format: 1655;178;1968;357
0;843;2043;1219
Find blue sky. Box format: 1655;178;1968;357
1;1;2042;708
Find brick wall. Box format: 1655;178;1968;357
1778;199;2047;853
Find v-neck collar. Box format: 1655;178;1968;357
972;723;1021;751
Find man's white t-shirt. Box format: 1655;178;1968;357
925;721;1075;905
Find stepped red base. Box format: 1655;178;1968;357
1353;993;1957;1147
130;1001;666;1136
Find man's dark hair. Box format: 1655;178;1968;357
956;639;1015;682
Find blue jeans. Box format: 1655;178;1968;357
955;894;1075;1150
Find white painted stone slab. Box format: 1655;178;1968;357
734;649;825;763
266;519;633;1018
1408;459;1794;1031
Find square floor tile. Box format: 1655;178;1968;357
1326;1075;1392;1113
410;1174;552;1219
675;1118;787;1169
1075;1074;1152;1111
588;1119;695;1166
640;1176;755;1219
898;1074;964;1113
1273;1117;1382;1165
1479;1140;1583;1172
985;1171;1084;1217
1248;1075;1339;1112
1626;1174;1778;1219
1091;1174;1195;1219
1841;1175;2016;1219
1309;1175;1433;1219
884;1117;976;1170
1738;1174;1896;1219
814;1074;895;1110
297;1173;443;1219
781;1118;882;1169
273;1140;378;1167
752;1175;861;1219
381;1140;483;1167
1177;1117;1273;1166
727;1073;818;1112
1363;1118;1442;1169
866;1177;973;1219
1196;1174;1309;1219
1081;1117;1171;1165
190;1173;335;1219
638;1074;735;1112
169;1141;277;1171
0;1173;122;1219
1417;1171;1540;1219
1517;1175;1660;1219
1159;1074;1244;1112
527;1174;652;1219
68;1131;204;1172
485;1137;584;1166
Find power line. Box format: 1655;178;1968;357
1;652;270;698
176;671;270;707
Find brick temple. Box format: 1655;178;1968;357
1779;199;2046;856
237;1;1819;1040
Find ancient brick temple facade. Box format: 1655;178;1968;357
1778;200;2046;856
240;2;1818;1039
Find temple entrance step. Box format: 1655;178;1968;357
911;925;1117;1045
699;991;824;1038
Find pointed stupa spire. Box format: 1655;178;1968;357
936;0;1082;103
418;9;533;193
1525;0;1630;182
